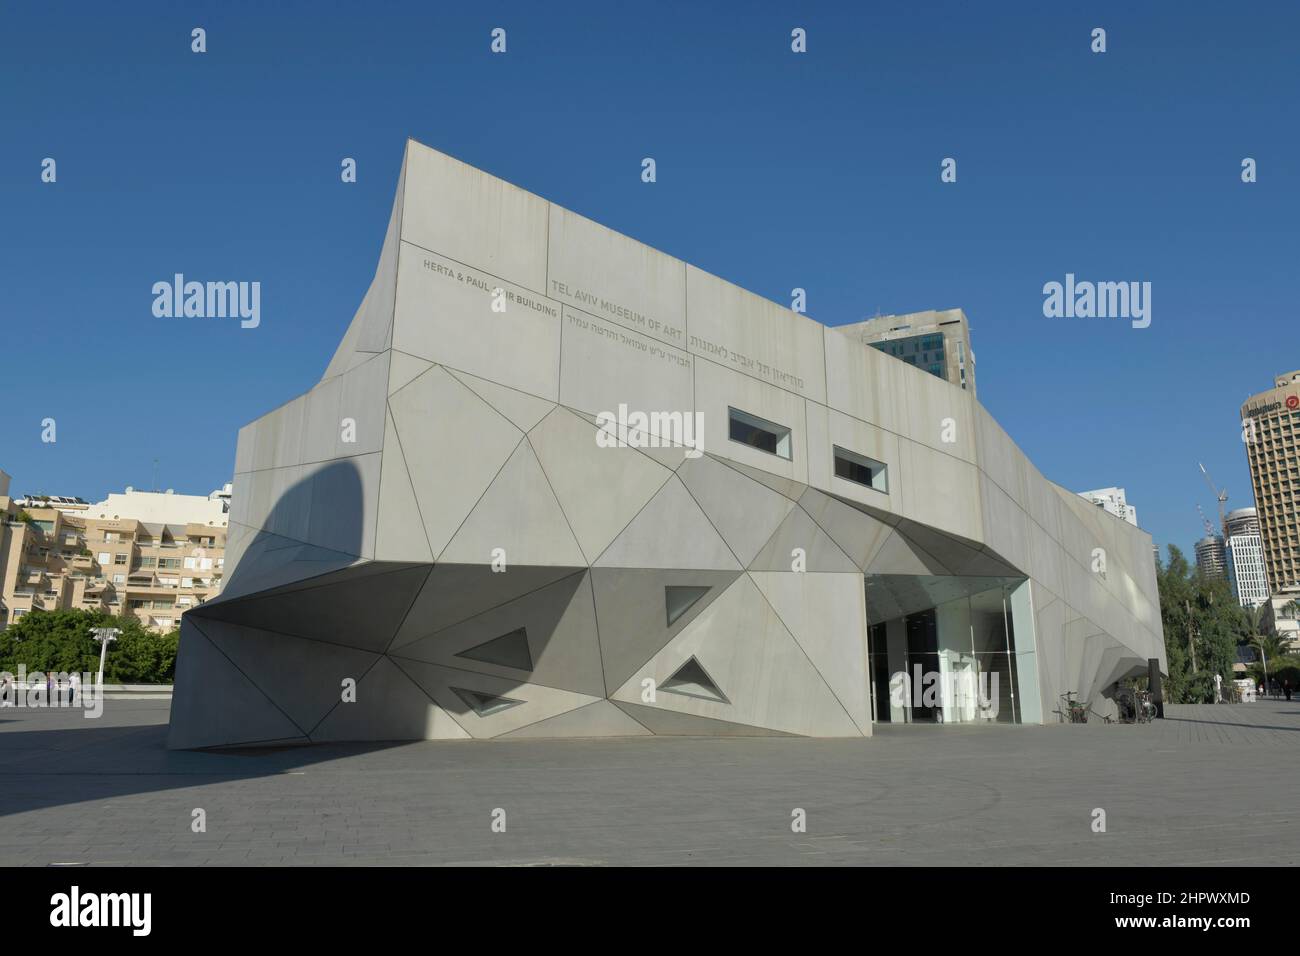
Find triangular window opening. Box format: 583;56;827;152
452;686;524;717
665;586;710;627
456;626;533;671
660;656;729;704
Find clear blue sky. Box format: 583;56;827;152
2;0;1296;562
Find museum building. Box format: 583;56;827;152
167;140;1166;747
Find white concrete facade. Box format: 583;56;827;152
167;140;1166;748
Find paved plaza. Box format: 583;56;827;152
0;698;1295;866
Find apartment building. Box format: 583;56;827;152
1076;486;1139;527
0;479;229;633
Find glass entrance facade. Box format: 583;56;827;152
865;574;1040;725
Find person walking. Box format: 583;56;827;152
68;672;80;707
1285;678;1293;702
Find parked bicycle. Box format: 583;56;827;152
1135;689;1156;723
1115;687;1156;724
1057;691;1089;723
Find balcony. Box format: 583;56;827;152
11;592;44;610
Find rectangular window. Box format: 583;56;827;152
728;407;792;460
114;554;127;566
833;445;889;493
97;552;110;564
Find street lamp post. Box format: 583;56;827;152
89;627;120;686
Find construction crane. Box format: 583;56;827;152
1196;503;1215;538
1198;462;1228;538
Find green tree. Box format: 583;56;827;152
0;609;179;683
1155;545;1251;702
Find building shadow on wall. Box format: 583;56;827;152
214;458;367;602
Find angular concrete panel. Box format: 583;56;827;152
747;505;858;573
439;439;587;567
375;412;435;562
389;562;586;650
612;575;863;737
590;567;742;692
677;453;797;567
194;563;430;652
393;658;599;739
749;571;873;735
799;487;896;570
500;699;652;738
529;407;673;562
312;655;470;742
392;570;605;698
168;619;307;749
446;366;557;434
388;364;523;558
594;476;740;571
196;617;380;735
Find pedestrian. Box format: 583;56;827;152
1286;679;1293;703
68;672;80;707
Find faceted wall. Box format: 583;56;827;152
167;140;1165;748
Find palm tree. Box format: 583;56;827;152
1246;602;1270;639
1253;632;1288;663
